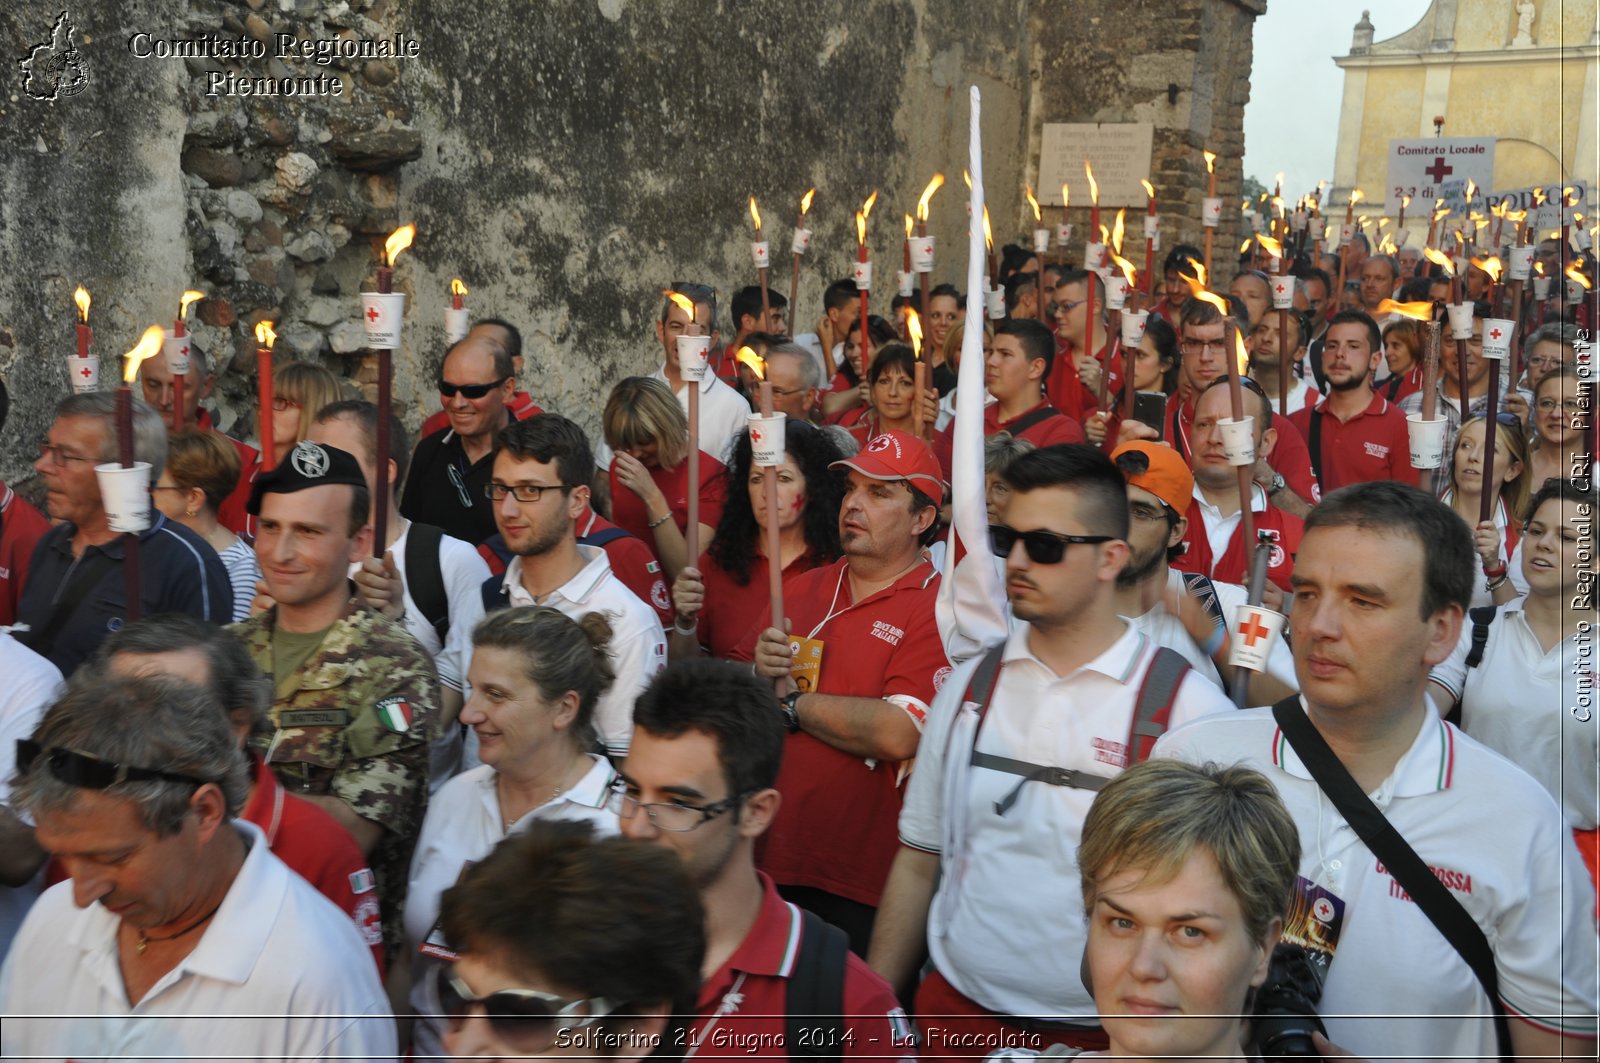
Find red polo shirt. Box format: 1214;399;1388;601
696;549;829;661
692;872;912;1060
608;452;728;563
1174;493;1304;591
933;400;1085;480
420;391;543;439
757;557;949;907
198;409;261;538
1289;392;1418;499
1045;339;1124;425
0;483;49;626
1166;392;1320;503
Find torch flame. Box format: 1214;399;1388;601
917;174;945;221
1377;299;1436;321
1350;188;1364;206
1111;209;1125;254
451;278;468;298
1257;234;1284;258
1424;248;1455;276
384;224;416;267
1568;266;1593;290
861;190;879;221
1233;329;1249;375
122;325;166;385
1534;261;1545;276
1533;187;1546;206
1110;253;1137;286
1140;178;1155;200
1274;171;1285;190
735;345;766;380
1402;194;1413;210
73;286;91;323
1025;185;1041;222
906;308;923;360
179;290;204;317
254;320;277;349
1465;179;1477;202
1472;256;1503;282
982;206;993;253
1239;239;1253;254
905;214;914;239
1379;235;1396;254
1433;204;1450;222
661;290;697;320
856;211;867;247
963;170;972;190
1060;182;1069;209
800;187;816;215
748;196;762;231
1099;224;1109;246
1203;150;1216;175
1084;161;1099;205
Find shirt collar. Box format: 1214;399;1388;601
1008;618;1147;684
1269;699;1457;798
1191;481;1269;517
503;545;611;607
652;364;718;396
699;872;806;1002
1312;391;1388;419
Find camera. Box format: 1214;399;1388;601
1250;944;1328;1060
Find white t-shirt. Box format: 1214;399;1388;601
0;820;396;1060
497;546;667;754
1123;568;1296;695
1429;597;1598;830
0;635;63;964
1153;705;1598;1062
405;757;618;1061
900;622;1235;1019
357;521;490;693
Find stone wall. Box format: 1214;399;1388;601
0;0;1261;492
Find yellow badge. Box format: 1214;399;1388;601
789;636;824;692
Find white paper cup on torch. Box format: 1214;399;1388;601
1533;275;1553;301
1270;276;1295;310
1446;302;1475;340
162;328;191;374
1120;310;1150;347
1227;604;1286;673
852;260;873;292
65;355;100;394
444;307;470;344
1143;215;1160;239
1032;228;1050;255
1507;245;1534;281
896;271;915;299
1393;229;1411;250
1103;270;1131;310
1576;228;1594;253
1567;277;1587;304
1481;319;1515;360
748;413;786;467
1056;222;1073;247
95;461;153;534
1291;210;1307;233
360;292;406;349
677;335;711;382
1337;222;1355;246
1202;198;1223;228
1406;414;1449;468
1217;415;1257;466
751;241;770;269
985;286;1006;320
910;236;935;274
1084;242;1106;271
791;228;813;255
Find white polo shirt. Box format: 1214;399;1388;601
595;366;751;468
899;621;1235;1019
405;756;618;1061
1429;598;1598;830
1191;482;1270;568
1153;705;1598;1062
0;635;63;964
498;546;667;754
0;820;396;1060
1124;568;1296;695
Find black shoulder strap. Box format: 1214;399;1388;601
580;525;632;550
1179;572;1228;630
18;548;117;660
1307;408;1325;489
1464;605;1498;670
1170;401;1189;460
479;572;509;614
785;907;848;1062
1128;647;1191;763
1270;698;1513;1062
1002;404;1062;438
404;522;449;641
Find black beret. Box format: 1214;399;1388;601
247;440;367;515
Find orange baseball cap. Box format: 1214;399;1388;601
1111;441;1193;517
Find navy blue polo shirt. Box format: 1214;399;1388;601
16;512;232;676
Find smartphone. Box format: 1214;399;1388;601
1132;391;1167;439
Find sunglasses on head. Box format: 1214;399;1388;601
434;965;614;1046
989;524;1114;564
438;377;510;399
16;739;209;791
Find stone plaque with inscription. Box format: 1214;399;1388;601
1039;123;1154;208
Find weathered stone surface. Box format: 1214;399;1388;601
182;146;245;188
329;320;367;353
275;151;319;194
327;119;423;172
285;229;337;262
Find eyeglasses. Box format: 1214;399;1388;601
438;377;510;399
605;781;748;832
1180;339;1228;355
16;739;209;790
270;397;301;412
1129;501;1173;524
768;385;809;398
446;463;474;509
1049;299;1085;317
435;965;614;1048
1526;357;1565;372
37;442;98;467
989;524;1114;564
1537;398;1586;414
485;482;573;503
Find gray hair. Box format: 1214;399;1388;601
86;614;270;734
1526;321;1580;349
765;343;823;391
56;391;168;481
13;675;249;835
984;431;1036;475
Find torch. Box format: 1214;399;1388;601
1109;252;1138;421
1380;298;1446;490
854;191;878;368
1427;247;1471;410
916;173;944;319
1202;150;1218;275
790;188;815;363
1057;182;1071;268
907;308;927;440
370;222;416;554
1085;161;1102;272
1192;279;1256;550
167;290;204;429
446;279;470;344
69;286;98;394
115;326;165;622
1140;179;1158;299
1337;188;1364;301
1104;210;1129;399
1259;234;1290;413
1026;184;1048;323
254;321;277;473
750;196;771;327
736;346;785;632
664;290;707;562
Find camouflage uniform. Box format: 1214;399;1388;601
233;599;437;963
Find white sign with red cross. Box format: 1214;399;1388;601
1385;138;1496;217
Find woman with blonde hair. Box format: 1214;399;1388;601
237;361;349;537
1442;412;1530;607
151;429;260;621
604;376;726;580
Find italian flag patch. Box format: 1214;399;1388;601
375;696;414;733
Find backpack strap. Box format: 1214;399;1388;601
1464;605;1498;670
404;522;449;642
784;907;848;1063
479;572;509;614
1127;647;1191;763
579;524;633;550
1306;407;1325;490
1000;404;1062;438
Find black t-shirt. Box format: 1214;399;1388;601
399;430;500;546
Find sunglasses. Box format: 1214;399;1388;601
438;377;510;399
16;739;209;790
435;965;614;1046
989;524;1114;564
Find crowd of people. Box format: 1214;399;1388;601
0;198;1595;1063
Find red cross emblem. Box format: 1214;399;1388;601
180;344;190;356
1274;282;1288;295
1423;157;1454;184
1489;327;1503;340
1238;613;1272;647
366;306;380;322
78;365;93;379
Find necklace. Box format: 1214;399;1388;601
498;760;585;830
135;900;224;954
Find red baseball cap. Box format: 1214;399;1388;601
831;430;946;506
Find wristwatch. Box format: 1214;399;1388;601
779;690;803;733
1264;471;1286;496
